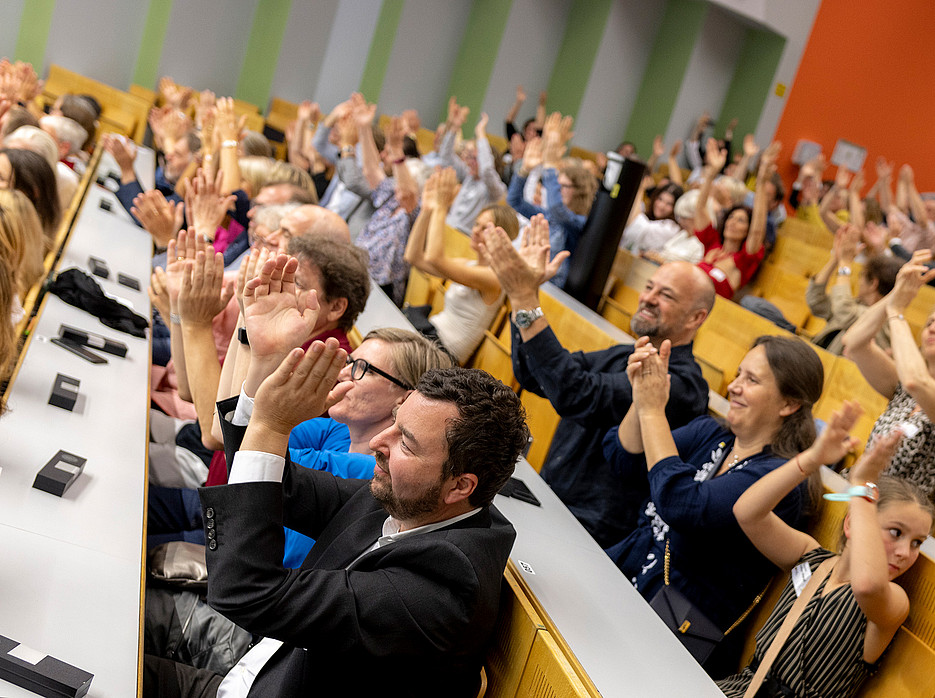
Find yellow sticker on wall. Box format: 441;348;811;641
775;83;786;97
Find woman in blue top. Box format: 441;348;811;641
603;334;823;677
507;113;596;288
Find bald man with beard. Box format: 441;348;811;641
485;224;715;547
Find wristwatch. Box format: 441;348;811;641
837;265;852;276
823;481;879;504
238;327;250;347
514;307;544;329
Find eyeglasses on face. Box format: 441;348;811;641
345;356;412;390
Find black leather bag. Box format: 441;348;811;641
649;583;723;664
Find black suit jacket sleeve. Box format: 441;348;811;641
200;466;509;659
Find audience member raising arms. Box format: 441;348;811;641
720;404;934;697
842;250;935;499
693;139;777;299
404;166;519;363
350;94;424;305
507;112;596;288
604;335;822;676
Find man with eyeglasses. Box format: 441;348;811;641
145;257;526;698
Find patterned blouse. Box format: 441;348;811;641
869;384;935;498
356;178;420;305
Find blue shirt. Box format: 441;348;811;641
283;418;376;567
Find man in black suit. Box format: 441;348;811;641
145;255;529;697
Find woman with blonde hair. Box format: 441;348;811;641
405;167;519;363
0;189;45;299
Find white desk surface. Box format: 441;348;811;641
495;460;724;696
355;281;414;335
98;146;156;193
0;183;151;697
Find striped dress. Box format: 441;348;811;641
717;548;876;698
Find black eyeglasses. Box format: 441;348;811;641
346;357;412;390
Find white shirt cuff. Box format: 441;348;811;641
232;384;254;426
228;450;286;484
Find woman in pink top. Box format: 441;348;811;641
693;140;778;299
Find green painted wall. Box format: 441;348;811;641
717;26;786;139
545;0;613;119
623;0;708;154
14;0;56;68
442;0;514;133
133;0;174;88
358;0;406;103
235;0;293;108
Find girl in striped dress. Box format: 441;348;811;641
719;402;934;697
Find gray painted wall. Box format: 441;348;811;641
0;0;26;61
312;0;383;110
268;0;341;106
664;4;746;146
157;0;259;97
575;1;667;151
379;0;474;125
45;0;148;89
480;0;573;138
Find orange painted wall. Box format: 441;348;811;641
773;0;935;193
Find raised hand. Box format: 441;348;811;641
178;242;235;326
131;189;184;248
802;401;863;470
669;139;683;158
351;93;376;128
149;267;172;322
835;165;852;190
434;167;460;210
849;169;865;194
652;135;665;159
520;137;544;175
163;230;196;317
876;157;893;181
251;338;350;437
834;224;860;263
743;134;759;157
626;337;671;413
760;141;781;168
235;246;270;315
704;137;726;173
401;108;420;135
515;85;526;103
480;214;566;304
888;249;935;313
243;254;320;361
899;164;914;184
848;427;903;485
102;133;138;176
446;96;470;130
474;112;489;140
184;168;236;241
215;97;244;144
